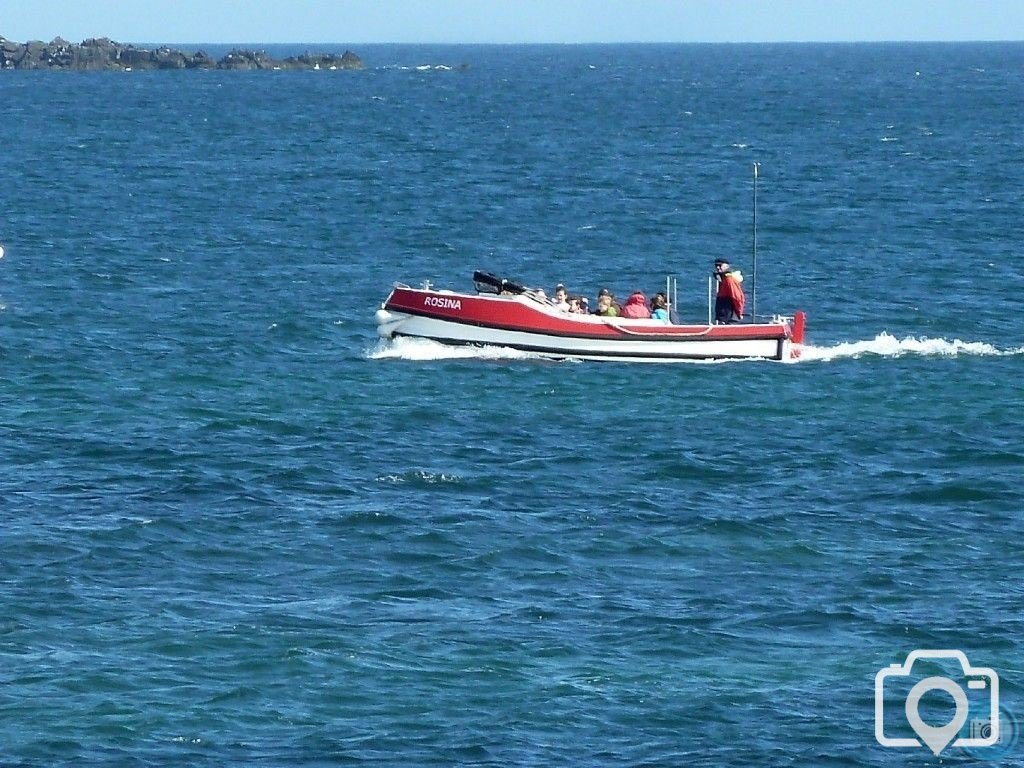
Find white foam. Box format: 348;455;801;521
376;470;461;484
369;333;1023;365
794;332;1024;363
367;337;545;362
385;64;455;72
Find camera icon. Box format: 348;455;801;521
875;650;1000;755
970;717;994;741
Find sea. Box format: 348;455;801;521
1;42;1023;767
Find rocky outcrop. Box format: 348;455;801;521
0;35;364;71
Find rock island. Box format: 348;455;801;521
0;35;363;71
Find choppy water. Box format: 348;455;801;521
2;43;1023;766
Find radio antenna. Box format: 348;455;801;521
751;162;759;323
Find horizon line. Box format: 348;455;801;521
5;36;1024;47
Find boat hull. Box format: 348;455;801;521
378;286;801;362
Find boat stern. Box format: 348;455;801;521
791;311;807;345
785;310;807;359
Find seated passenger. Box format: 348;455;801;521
567;296;586;314
594;294;619;317
594;288;622;315
552;284;570;312
650;293;670;321
620;290;652;319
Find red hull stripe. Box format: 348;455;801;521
385;288;788;343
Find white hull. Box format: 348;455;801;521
378;311;790;362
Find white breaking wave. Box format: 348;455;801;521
383;64;455;72
794;332;1024;363
367;337;546;362
376;470;461;484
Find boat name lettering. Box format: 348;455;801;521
424;296;462;310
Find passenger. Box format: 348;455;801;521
713;258;746;324
650;293;670;321
594;294;619;317
594;288;621;315
578;297;590;314
552;284;570;312
567;296;585;314
620;290;652;319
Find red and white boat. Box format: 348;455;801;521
376;272;806;362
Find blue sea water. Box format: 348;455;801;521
1;42;1023;766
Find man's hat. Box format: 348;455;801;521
714;258;729;266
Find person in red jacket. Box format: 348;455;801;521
714;259;746;323
620;290;652;319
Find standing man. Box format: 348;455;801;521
713;258;745;324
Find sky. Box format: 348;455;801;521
1;0;1022;45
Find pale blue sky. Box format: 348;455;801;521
1;0;1022;44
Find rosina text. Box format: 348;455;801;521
424;296;462;310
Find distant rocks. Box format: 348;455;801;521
216;48;364;72
0;35;364;71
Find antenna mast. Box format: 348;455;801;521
751;162;759;323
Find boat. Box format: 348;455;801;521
376;271;806;362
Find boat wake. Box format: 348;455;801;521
794;332;1024;363
367;337;548;362
369;333;1024;365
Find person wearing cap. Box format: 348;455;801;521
713;259;745;324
